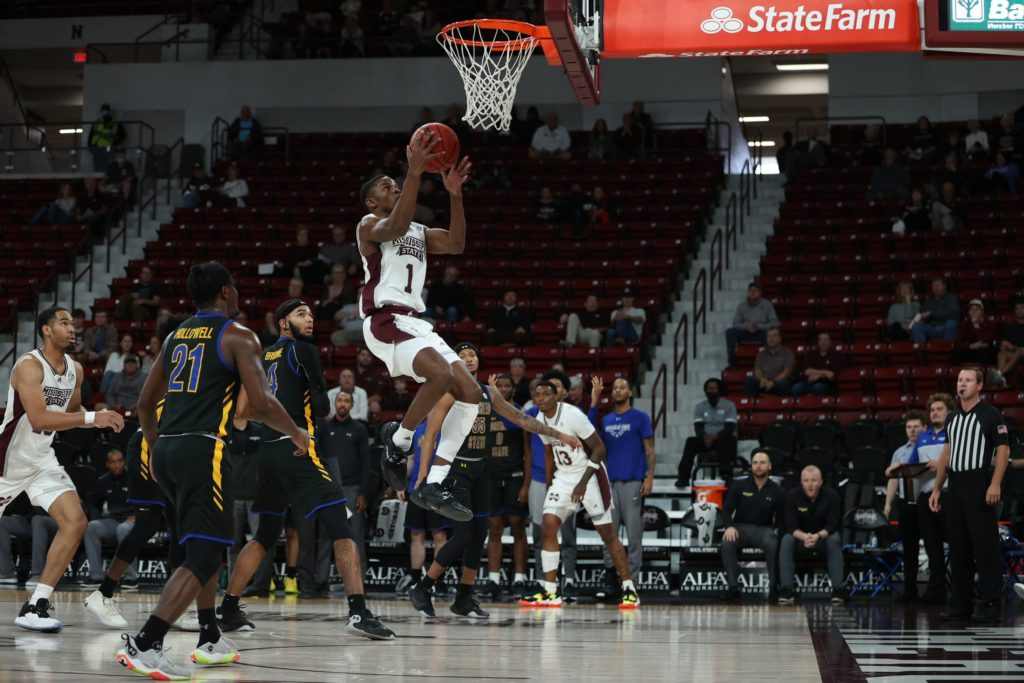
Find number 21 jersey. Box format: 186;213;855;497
357;217;428;317
538;402;597;474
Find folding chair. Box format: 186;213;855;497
841;506;903;599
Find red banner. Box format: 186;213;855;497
603;0;921;58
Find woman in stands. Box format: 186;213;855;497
886;282;920;342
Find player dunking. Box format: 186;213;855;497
357;132;478;520
489;375;640;609
217;299;394;640
116;263;308;680
1;306;125;632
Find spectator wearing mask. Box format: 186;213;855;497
529;112;571;160
676;378;738;488
743;328;796;397
228;104;263;160
81;309;118;364
720;450;784;601
424;265;474;323
562;294;607;349
791;332;845;397
951;299;997;366
88;104;125;172
868;148;912;201
114;265;161;323
82;449;137;588
486;290;532;346
886;281;920;342
778;466;844;605
105;354;146;412
910;277;959;342
726;282;780;366
606;289;646;347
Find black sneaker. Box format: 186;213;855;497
121;578;140;592
940;606;973;621
433;580;450;598
410;481;473;522
831;588;848;605
513;580;529;599
777;587;795;605
79;578;102;589
409;581;436;617
482;579;502;601
599;569;621;603
346;611;396;640
561;581;578;603
972;602;1002;623
450;595;490;619
241;585;269;598
216;604;255;632
720;585;742;602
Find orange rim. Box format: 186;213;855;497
437;18;549;52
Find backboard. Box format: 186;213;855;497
544;0;602;105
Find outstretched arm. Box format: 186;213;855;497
426;157;471;255
15;357;123;433
487;375;581;448
359;133;441;245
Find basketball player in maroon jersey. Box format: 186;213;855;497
357;131;477;521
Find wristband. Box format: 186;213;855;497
587;460;600;470
84;411;96;425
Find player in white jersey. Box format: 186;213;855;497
357;130;481;522
0;306;124;632
490;370;638;609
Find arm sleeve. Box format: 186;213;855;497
295;343;330;420
640;412;654;439
722;483;739;520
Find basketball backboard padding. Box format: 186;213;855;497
544;0;601;105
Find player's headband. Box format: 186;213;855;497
275;299;308;323
454;342;479;357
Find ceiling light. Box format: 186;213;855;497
739;116;770;123
775;63;828;71
748;140;776;147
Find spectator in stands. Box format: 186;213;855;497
105;354;145;412
140;335;160;374
69;308;87;359
529;112;571;160
78;176;112;235
340;0;362;19
891;187;930;235
567;375;590;413
997;113;1022;155
588;118;615;160
487;290;531;346
929;181;966;232
994;297;1024;387
791;332;845;397
606;289;646;347
105;147;136;200
258;311;278;347
535;186;562;222
676;378;738;488
795;127;829;168
578;185;614;236
778;465;844;605
412;176;437;226
965;118;990;158
414;9;442;56
327;369;369;422
562;294;606;349
318;264;358;321
984;151;1020;194
743;328;796;397
389;13;419;56
101;333;135;392
726;282;779;366
614;112;643;160
629;100;655;151
379;148;404;178
951;299;997;366
443;103;471;146
904;115;938;165
30;182;78;225
339;15;365;57
855;124;883;166
910;277;959;342
81;309;118;364
218;163;249;207
181;164;216;208
320;225;361;277
115;265;161;322
886;281;921;341
381;377;413;412
509;358;531;405
931;151;964;198
88;103;125;173
355;348;390;416
868;148;912;201
720;449;784;601
82;448;137;588
330;292;365;346
280;225;321;283
268;278;305;316
228;104;263;160
374;0;401;37
424;265;473;323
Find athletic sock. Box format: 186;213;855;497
136;615;171;652
564;577;576;585
222;593;240;613
543;580;557;595
425;463;451;485
347;593;367;616
99;576;118;599
285;566;297;579
488;571;501;584
621;579;636;593
435;400;480;461
197;608;220;646
30;583;54;606
394;425;415;451
419;575;436;591
514;573;527;583
410;567;423;581
457;583;473;599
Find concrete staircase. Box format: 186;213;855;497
641;174;786;477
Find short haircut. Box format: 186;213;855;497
359;175;387;209
904;409;927;425
801;464;822;478
748;281;761;291
542;369;571;393
750;449;771;464
703;378;721;392
510;358;526;368
535;380;557;394
335;390;353;401
187;262;233;308
959;367;984;384
37;305;69;338
72;308;86;318
106;448;124;460
928;392;956;412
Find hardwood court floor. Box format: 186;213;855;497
0;589;820;682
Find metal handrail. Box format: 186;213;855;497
108;217;129;273
70;246;94;314
794;115;888;148
210;116;230;165
692;268;707;358
650;362;668;439
134;13;186;62
672;312;689;409
164;136;186;204
724;192;738;270
709;230;723;311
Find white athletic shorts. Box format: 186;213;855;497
363;310;459;382
542;465;613;527
0;452;76;515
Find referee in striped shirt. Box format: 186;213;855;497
928;368;1010;622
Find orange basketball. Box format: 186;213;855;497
409;122;461;173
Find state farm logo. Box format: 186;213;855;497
702;7;744;33
698;3;899;34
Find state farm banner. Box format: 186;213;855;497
603;0;922;58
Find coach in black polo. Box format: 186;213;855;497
929;368;1010;623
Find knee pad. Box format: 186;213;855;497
253;514;285;551
315;503;353;542
181;539;224;584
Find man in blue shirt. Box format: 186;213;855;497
883;410;927;602
589;377;654;597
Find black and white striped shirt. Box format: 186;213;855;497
945;402;1009;473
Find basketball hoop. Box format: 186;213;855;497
437;19;543;132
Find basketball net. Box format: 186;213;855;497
437;20;539;132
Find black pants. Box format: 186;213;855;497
678;435;736;484
946;470;1002;609
897;496;946;597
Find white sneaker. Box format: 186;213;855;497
84;590;129;628
15;598;63;633
190;635;240;665
0;574;18;587
175;608;201;632
115;633;192;681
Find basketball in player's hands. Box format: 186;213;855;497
409;122;461;173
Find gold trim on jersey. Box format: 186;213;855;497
212;385;235;510
140;400;166;482
303;391;331;482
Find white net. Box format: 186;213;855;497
437;22;539;132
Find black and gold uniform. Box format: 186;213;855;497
447;384;494;516
126;400;165;508
250;336;342;519
152;312;240;544
487;405;527;517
